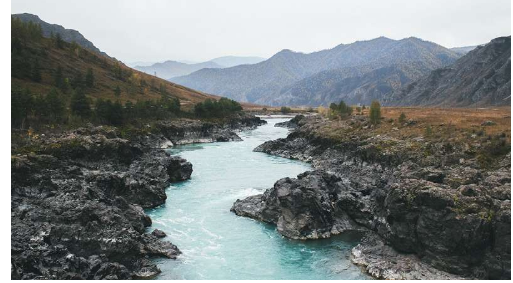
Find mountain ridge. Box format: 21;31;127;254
171;36;461;105
12;13;110;58
386;36;511;107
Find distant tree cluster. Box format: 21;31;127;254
329;100;353;118
194;98;243;118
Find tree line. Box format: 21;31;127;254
11;86;182;128
12;87;243;129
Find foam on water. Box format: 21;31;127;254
146;118;370;280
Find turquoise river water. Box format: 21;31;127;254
146;118;370;280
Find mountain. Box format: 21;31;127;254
11;15;216;107
387;36;511;107
171;37;461;106
209;56;266;68
273;63;432;106
134;60;223;79
125;61;157;68
133;56;266;80
12;13;110;58
451;45;479;55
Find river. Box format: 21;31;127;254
146;117;369;280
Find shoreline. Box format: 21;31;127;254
232;114;511;279
11;114;266;279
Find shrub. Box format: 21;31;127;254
329;100;352;118
280;106;292;114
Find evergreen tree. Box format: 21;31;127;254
85;68;94;87
71;71;83;89
30;59;42;82
369;100;381;125
11;88;34;128
114;86;121;96
54;66;64;88
70;88;91;118
46;88;66;122
33;94;50;120
109;101;124;125
398;112;406;124
55;32;64;48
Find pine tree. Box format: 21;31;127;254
70;88;91;118
369;100;381;125
31;59;42;82
46;88;65;121
85;68;94;87
54;66;64;88
11;88;34;128
71;71;84;89
114;86;121;96
55;32;64;48
398;112;406;124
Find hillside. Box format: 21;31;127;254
11;16;215;108
387;36;511;107
171;37;461;106
134;60;223;79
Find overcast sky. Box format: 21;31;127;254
11;0;511;63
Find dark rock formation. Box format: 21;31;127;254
351;233;464;279
234;115;511;279
11;128;189;279
12;115;265;279
274;115;305;129
152;229;167;238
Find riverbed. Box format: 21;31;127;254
146;118;369;280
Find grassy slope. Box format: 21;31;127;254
11;35;217;109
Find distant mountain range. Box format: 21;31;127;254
171;37;461;106
209;56;266;68
386;36;511;107
133;56;266;79
134;60;224;80
12;13;110;58
450;45;479;55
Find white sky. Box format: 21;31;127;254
11;0;512;63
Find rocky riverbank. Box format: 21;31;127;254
232;114;510;279
11;114;265;279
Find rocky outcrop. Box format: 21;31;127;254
12;115;264;279
351;233;464;279
233;115;511;279
274;115;305;129
11;128;190;279
133;114;266;149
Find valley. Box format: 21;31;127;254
9;4;511;281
